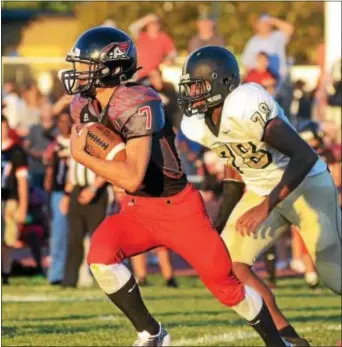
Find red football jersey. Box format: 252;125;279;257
70;84;187;197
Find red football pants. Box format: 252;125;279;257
88;184;245;307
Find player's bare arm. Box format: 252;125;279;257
236;117;318;236
71;126;152;193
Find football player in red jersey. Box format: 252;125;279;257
62;26;291;347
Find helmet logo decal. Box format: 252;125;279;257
69;47;81;58
101;41;130;61
180;74;190;81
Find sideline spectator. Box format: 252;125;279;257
131;249;179;288
52;94;73;118
60;160;109;288
44;110;72;285
1;116;29;285
24;103;58;189
298;120;341;207
291;227;319;290
129;13;177;82
2;80;27;133
188;13;224;53
21;81;45;135
1;100;22;145
244;52;279;96
297;120;336;164
326;58;341;143
148;68;182;130
200;150;224;223
241;14;294;79
290;80;314;128
49;70;68;104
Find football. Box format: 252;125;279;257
80;122;126;161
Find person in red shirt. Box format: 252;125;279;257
244;52;279;96
129;14;177;82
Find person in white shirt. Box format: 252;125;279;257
178;45;341;346
2;80;27;133
241;15;294;79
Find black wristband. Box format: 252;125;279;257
63;191;71;196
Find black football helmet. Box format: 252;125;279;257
178;46;240;117
62;26;139;96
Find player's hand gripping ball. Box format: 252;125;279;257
78;122;126;161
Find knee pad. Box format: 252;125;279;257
89;263;131;295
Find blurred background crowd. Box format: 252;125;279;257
1;1;341;291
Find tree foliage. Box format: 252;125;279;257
2;1;325;64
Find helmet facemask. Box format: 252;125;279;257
178;73;225;117
62;44;138;97
62;58;111;97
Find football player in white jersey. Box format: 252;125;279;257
178;46;341;346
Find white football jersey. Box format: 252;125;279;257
181;83;326;196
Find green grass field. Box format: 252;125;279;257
2;276;341;346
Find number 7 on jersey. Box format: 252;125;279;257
138;106;152;130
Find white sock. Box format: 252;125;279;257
231;285;263;321
89;263;132;294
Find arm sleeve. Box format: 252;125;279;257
213;180;245;233
13;148;28;177
122;99;165;141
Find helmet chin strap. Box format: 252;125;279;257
95;65;142;88
80;83;97;98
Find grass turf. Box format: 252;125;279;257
2;276;341;346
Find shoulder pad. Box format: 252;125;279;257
107;85;161;122
70;94;98;125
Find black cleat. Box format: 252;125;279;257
2;275;9;285
166;277;178;288
137;277;152;287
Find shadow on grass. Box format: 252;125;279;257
5;314;103;323
3;323;121;337
166;318;246;329
2;326;18;338
284;305;342;313
277;292;336;299
156;309;222;318
290;314;342;324
143;293;213;301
